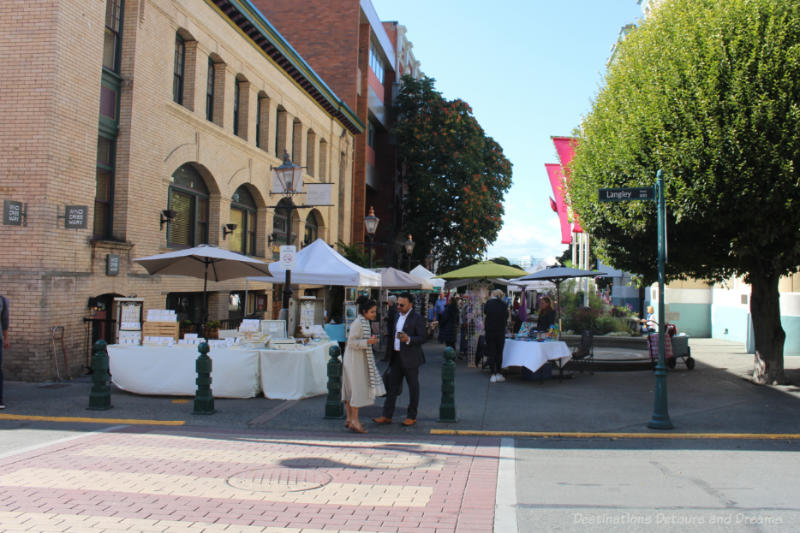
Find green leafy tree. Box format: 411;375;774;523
394;75;513;270
568;0;800;383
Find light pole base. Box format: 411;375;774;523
647;417;674;430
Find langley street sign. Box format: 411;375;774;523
598;187;655;202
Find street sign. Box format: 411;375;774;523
280;245;297;269
598;187;655;202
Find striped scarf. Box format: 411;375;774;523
358;315;385;397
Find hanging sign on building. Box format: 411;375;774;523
304;183;334;206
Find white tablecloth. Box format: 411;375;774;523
258;341;335;400
502;339;571;373
108;344;261;398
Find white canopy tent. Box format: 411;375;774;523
248;238;381;287
409;265;445;291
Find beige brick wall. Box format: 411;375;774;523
0;0;356;380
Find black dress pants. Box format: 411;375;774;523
382;359;420;420
485;333;505;374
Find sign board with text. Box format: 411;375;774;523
280;245;297;269
3;200;22;225
598;187;655;202
106;254;120;276
65;205;88;228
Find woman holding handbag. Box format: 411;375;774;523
341;295;385;433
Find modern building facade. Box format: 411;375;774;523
0;0;361;380
250;0;423;267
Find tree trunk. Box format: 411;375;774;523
750;273;786;384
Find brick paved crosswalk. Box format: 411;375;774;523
0;427;500;532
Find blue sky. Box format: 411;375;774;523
370;0;644;266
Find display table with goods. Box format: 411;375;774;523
257;340;336;400
501;338;571;374
107;344;261;398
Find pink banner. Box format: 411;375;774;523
546;163;572;244
552;136;583;233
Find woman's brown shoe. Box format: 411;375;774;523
345;421;352;429
350;423;368;434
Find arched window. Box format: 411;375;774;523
304;210;321;246
272;198;293;252
168;164;209;247
230;185;257;255
173;34;185;104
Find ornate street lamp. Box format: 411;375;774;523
403;234;415;271
364;206;379;268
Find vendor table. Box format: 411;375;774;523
107;344;261;398
501;339;571;374
258;341;335;400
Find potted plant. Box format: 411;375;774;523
205;320;221;339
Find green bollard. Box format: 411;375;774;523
439;346;457;422
88;339;112;411
324;344;345;419
193;342;215;415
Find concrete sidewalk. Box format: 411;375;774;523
2;338;800;436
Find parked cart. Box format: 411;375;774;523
646;324;695;370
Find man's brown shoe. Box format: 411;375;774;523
372;416;392;425
401;418;416;426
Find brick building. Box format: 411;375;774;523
0;0;361;380
250;0;423;268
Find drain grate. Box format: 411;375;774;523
227;467;332;493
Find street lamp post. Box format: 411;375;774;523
271;152;304;315
403;234;415;271
364;206;379;268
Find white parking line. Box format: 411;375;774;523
495;436;518;532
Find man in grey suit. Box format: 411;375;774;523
374;292;426;426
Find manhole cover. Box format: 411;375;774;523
227;467;332;493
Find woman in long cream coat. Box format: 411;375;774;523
341;296;384;433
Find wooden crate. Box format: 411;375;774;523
142;321;179;341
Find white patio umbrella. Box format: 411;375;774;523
134;245;269;324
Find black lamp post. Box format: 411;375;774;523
403;234;415;271
364;206;379;268
425;251;434;273
272;152;303;313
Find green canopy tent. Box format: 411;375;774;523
437;261;528;280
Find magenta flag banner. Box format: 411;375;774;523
552;136;584;233
552;136;577;167
546;163;572;244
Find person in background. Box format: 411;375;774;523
537;296;557;332
641;305;657;333
483;289;509;383
383;295;398;360
0;293;9;409
439;296;459;349
511;297;522;334
374;292;427;426
434;293;447;342
341;295;384;434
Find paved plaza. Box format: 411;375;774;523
0;427;498;532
